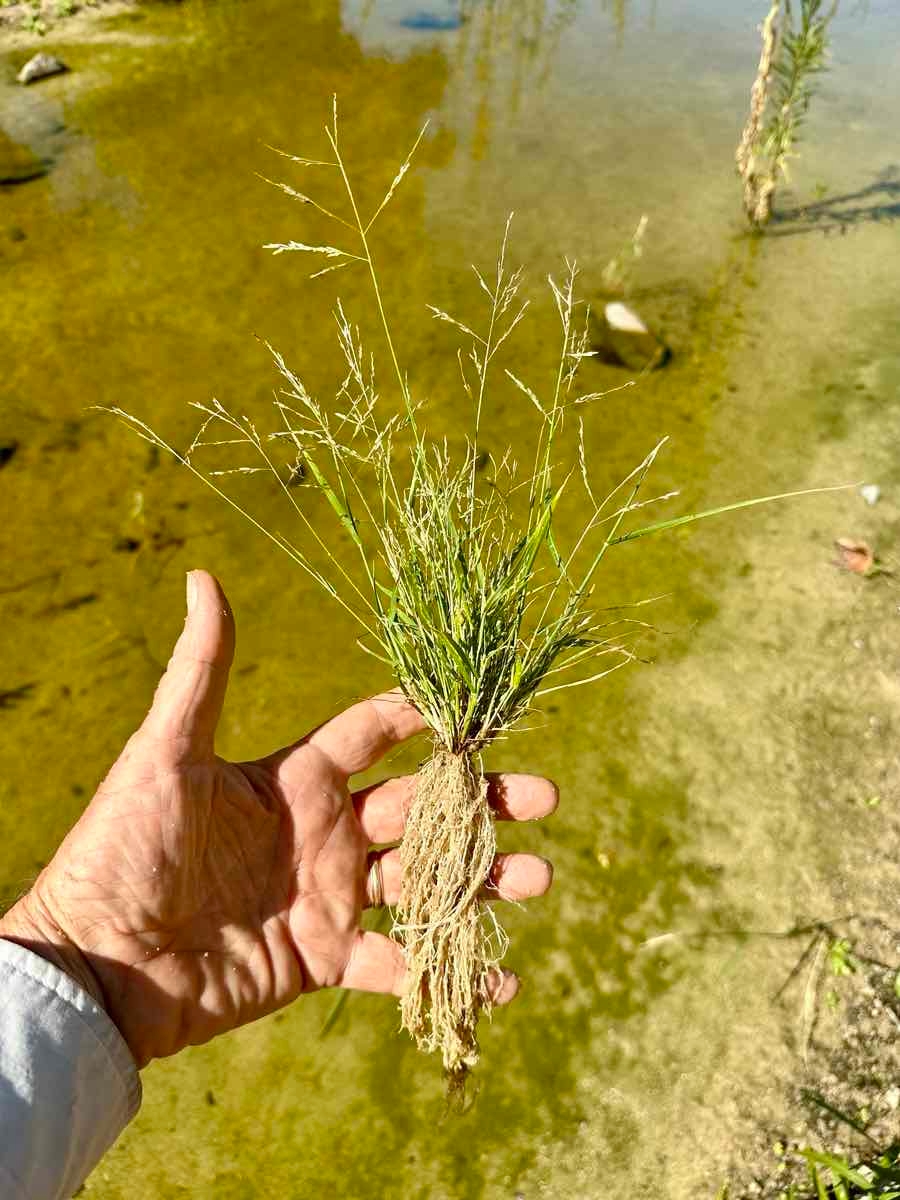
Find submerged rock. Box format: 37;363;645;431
605;301;648;335
589;301;669;371
0;130;47;185
17;53;69;85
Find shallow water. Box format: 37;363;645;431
2;1;900;1195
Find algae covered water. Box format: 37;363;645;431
2;1;900;1195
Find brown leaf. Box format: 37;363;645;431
834;538;875;575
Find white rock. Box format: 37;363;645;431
17;54;69;86
590;301;668;370
859;483;881;506
886;1085;900;1111
604;302;649;336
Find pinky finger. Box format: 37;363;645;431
339;933;521;1008
340;930;407;997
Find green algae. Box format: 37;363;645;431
2;1;900;1196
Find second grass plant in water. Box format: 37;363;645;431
110;103;842;1092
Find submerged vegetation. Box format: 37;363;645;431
109;104;841;1089
736;0;838;226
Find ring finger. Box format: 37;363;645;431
364;849;553;909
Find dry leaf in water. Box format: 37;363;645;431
834;538;875;576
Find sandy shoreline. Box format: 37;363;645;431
0;0;141;51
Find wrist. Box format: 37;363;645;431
0;891;106;1010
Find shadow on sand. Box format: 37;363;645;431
767;165;900;236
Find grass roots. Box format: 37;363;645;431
398;748;498;1087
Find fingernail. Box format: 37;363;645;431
186;571;198;614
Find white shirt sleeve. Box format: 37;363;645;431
0;939;142;1200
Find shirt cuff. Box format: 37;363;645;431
0;938;142;1199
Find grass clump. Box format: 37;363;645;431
736;0;837;227
719;1145;900;1198
109;102;841;1090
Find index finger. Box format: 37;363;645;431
306;690;427;777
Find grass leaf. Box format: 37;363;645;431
609;483;854;546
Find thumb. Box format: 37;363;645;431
141;570;235;751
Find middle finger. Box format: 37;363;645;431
354;772;559;844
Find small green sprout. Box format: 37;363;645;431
828;938;858;978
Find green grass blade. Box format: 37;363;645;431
513;480;568;580
303;453;363;548
807;1161;829;1200
802;1089;877;1143
318;989;350;1036
547;523;567;573
608;483;855;546
803;1148;873;1191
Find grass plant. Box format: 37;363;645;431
21;1;47;33
108;102;845;1089
736;0;838;227
600;213;648;296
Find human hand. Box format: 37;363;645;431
0;570;557;1067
